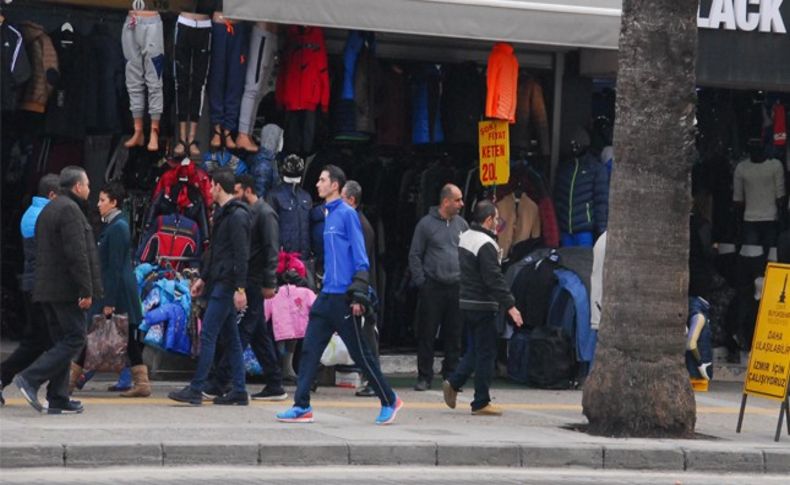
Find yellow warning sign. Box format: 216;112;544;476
478;120;510;186
744;263;790;401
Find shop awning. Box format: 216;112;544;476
223;0;622;50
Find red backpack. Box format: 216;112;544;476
137;214;200;270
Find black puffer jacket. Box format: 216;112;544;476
458;224;515;312
202;199;251;289
247;199;279;290
554;153;609;236
33;191;103;302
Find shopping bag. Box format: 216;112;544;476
320;333;355;367
84;314;129;373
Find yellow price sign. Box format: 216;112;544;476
744;263;790;401
478;120;510;186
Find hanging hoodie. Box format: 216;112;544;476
442;62;484;144
773;102;786;147
46;29;97;139
411;64;444;145
485;43;518;123
275;26;329;113
18;22;59;114
511;77;550;155
1;22;31;111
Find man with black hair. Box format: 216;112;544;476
277;165;403;425
205;173;287;401
1;174;58;407
14;167;102;415
169;168;252;406
443;200;523;416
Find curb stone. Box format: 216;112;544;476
521;444;602;469
65;443;162;468
162;442;259;466
0;444;64;468
259;442;349;466
603;444;685;471
349;442;437;466
684;447;764;473
437;443;521;467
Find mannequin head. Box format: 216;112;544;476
570;126;591;157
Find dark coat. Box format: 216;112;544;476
554;153;609;236
247;199;280;290
93;215;142;325
458;224;515;312
33;191;103;303
202;199;251;289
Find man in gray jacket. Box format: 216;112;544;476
408;184;468;391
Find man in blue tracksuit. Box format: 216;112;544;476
277;165;403;425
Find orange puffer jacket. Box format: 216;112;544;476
485;43;518;123
19;22;59;114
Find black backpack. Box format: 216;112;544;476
526;326;576;389
507;329;531;384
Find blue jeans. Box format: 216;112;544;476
448;310;498;411
294;293;396;408
190;283;246;393
561;231;594;248
209;21;250;131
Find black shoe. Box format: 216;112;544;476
355;384;377;398
13;375;43;412
0;387;4;407
414;380;431;391
251;387;288;401
201;382;230;401
168;385;203;406
213;390;249;406
47;399;84;415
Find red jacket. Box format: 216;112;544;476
276;26;330;113
153;161;212;209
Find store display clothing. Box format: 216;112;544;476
376;63;408;146
145;185;209;246
335;30;376;138
442;62;484;145
411;64;444;144
275;26;329;113
46;29;97;139
267;182;312;260
0;22;31;111
485;42;518;123
173;15;212;123
238;24;278;135
249;124;282;198
18;21;58;114
495;192;540;258
88;25;127;134
265;284;317;341
511;77;550;155
283;110;318;156
554;153;609;237
121;13;165;119
732;158;785;221
209;19;249;131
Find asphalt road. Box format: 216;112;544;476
0;466;788;485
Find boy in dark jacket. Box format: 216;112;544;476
169;168;252;406
443;200;523;416
14;167;101;415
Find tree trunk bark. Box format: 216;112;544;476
582;0;698;437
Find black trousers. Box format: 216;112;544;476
416;280;461;381
20;302;87;406
284;110;317;156
211;286;283;391
174;22;211;123
0;293;52;388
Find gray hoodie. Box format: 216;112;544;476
408;206;469;286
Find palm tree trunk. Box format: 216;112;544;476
582;0;698;437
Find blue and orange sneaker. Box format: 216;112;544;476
276;405;314;423
375;396;404;425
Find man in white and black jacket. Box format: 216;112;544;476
443;200;523;416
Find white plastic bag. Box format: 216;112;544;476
320;333;355;366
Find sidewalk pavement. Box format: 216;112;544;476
1;376;788;472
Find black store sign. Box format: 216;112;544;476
697;0;790;91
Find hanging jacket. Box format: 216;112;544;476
202;149;248;176
88;24;127;134
511;77;550;155
137;213;202;267
267;182;312;259
548;268;596;363
264;284;317;341
335;30;377;138
250;124;282;199
773;102;787;147
46;29;97;139
411;64;444;144
554;153;609;236
153;161;213;209
442;61;484;144
376;63;408;146
510;251;560;329
485;43;518;123
1;22;31;111
145;185;209;248
275;26;329;113
18;22;59;114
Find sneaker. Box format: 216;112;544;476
47;399;84;415
75;370;95;391
413;380;431;391
355;384;377;398
201;382;230;401
471;403;503;416
276;406;314;423
213;391;249;406
442;380;457;409
168;385;203;406
13;375;43;412
251;387;288;401
376;396;404;425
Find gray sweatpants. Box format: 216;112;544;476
122;14;165;120
238;24;278;135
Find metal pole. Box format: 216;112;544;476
786;397;790;435
775;399;787;442
736;393;748;433
549;51;565;190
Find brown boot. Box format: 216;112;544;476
69;362;83;395
120;365;151;398
124;118;145;148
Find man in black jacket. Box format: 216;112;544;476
169;168;252;406
14;167;102;415
442;201;523;416
205;174;286;401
